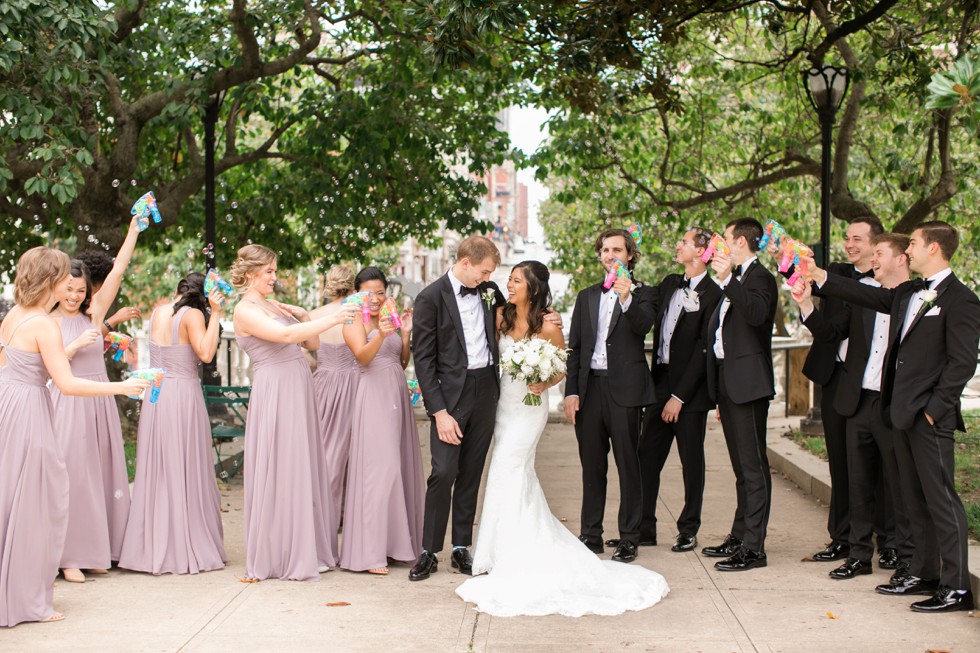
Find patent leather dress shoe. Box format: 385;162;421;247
579;535;604;554
605;535;656;548
829;558;872;580
810;542;848;562
671;533;697;553
888;562;911;583
875;575;939;596
451;548;473;575
611;540;638;563
910;587;975;613
701;534;742;558
714;547;767;572
408;551;438;581
877;547;899;569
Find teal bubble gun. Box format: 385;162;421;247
105;331;133;362
759;219;786;250
380;297;402;329
602;258;629;290
407;379;422;406
342;291;372;324
204;268;234;305
128;368;166;403
131;191;162;232
627;223;643;246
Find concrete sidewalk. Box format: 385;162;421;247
3;408;977;652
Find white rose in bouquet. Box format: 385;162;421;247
500;337;570;406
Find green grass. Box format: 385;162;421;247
785;410;980;541
124;440;137;483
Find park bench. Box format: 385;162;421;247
202;384;250;480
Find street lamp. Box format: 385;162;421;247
802;66;849;268
203;89;227;272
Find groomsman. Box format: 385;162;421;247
637;228;722;552
792;233;910;581
808;220;980;613
702;218;778;571
564;228;657;563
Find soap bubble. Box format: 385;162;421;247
111;179;120;187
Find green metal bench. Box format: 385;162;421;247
202;384;250;480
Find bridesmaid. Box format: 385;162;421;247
309;265;360;562
118;273;228;575
50;215;142;583
231;245;358;581
340;267;424;575
0;247;147;627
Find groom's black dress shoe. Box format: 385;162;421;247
875;575;939;596
604;535;656;548
408;551;438;581
611;540;638;563
810;541;848;562
450;548;473;575
701;534;741;558
714;547;767;572
578;535;604;554
829;558;872;580
877;547;899;569
910;587;975;613
671;534;697;552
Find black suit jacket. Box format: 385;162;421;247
706;259;778;405
565;281;657;407
820;271;980;431
801;288;878;417
411;274;504;416
651;272;723;412
798;261;861;385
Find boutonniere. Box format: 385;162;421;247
680;287;701;312
921;289;938;308
481;289;495;310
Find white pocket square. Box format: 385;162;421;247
925;306;941;317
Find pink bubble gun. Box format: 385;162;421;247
700;233;731;263
626;223;643;246
380;297;402;329
128;368;166;403
342;291;372;324
780;239;814;286
104;331;133;363
407;379;422;406
758;219;786;250
131;191;162;232
602;258;629;290
204;268;234;305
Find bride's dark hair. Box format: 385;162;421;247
500;260;552;339
173;272;211;326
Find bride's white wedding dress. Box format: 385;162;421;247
455;336;669;617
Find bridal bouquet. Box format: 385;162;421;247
500;338;568;406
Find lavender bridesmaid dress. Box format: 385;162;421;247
118;307;227;574
339;333;424;571
238;316;335;580
50;313;130;568
313;341;360;562
0;316;69;627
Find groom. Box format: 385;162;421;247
409;235;505;581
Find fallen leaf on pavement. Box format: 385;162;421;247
238;577;259;583
825;611;837;620
325;602;351;607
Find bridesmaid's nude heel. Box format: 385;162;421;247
61;568;85;583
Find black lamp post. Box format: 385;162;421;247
203;89;226;271
802;66;849;267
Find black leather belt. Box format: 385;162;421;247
589;369;609;377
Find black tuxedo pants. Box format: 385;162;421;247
717;364;771;553
893;412;971;589
821;363;850;547
845;391;905;563
575;372;643;542
421;367;498;553
638;367;707;537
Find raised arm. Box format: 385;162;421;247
89;216;141;325
181;294;224;363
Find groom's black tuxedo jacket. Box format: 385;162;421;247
411;273;505;417
705;259;778;405
565;281;657;408
651;272;723;413
819;271;980;431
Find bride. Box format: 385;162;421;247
455;261;669;617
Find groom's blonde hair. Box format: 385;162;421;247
456;235;500;266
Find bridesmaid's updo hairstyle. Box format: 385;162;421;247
173;272;211;325
353;267;388;291
14;247;71;307
500;260;552;340
230;244;277;291
67;259;94;315
323;264;356;302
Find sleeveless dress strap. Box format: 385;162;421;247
171;306;191;345
0;313;44;352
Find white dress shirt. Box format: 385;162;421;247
590;287;632;370
658;270;707;365
856;278;889;391
447;269;492;370
901;267;951;341
712;257;756;360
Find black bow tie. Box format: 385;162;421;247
601;284;614;294
732;264;743;278
678;277;690;289
854;269;875;280
910;278;929;292
459;285;480;297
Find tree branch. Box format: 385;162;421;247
808;0;900;65
113;0;148;45
893;111;957;233
230;0;261;69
